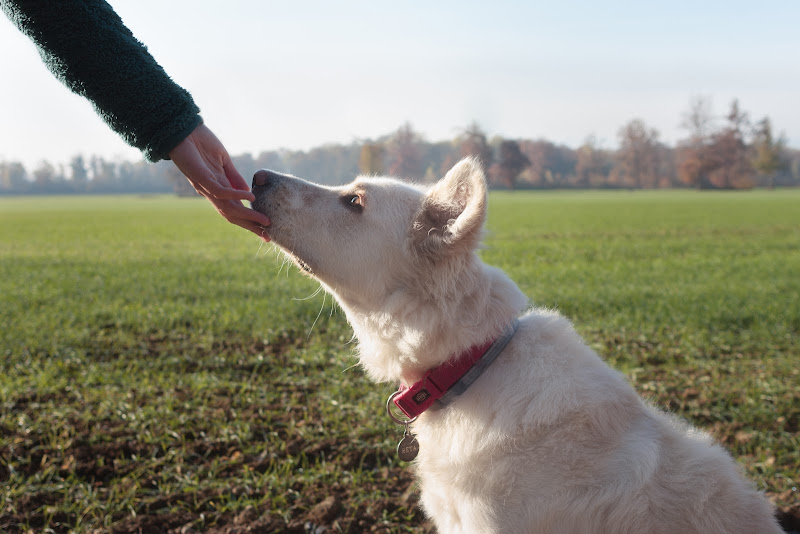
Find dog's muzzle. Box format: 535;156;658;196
251;169;293;213
251;169;287;192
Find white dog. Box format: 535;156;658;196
251;158;782;534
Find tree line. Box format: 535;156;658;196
2;97;798;195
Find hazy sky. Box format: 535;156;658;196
1;0;798;171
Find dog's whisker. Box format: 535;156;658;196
341;362;360;374
293;285;324;302
306;286;327;340
254;237;267;258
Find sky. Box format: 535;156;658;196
1;0;798;172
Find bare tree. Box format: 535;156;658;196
575;136;612;188
678;98;757;189
518;140;576;187
0;161;29;192
69;155;88;187
677;96;716;189
457;122;493;170
681;95;715;143
705;100;753;189
490;140;530;188
359;142;384;176
615;119;661;188
386;122;423;180
751;117;785;189
32;160;56;189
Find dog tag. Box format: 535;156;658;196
397;429;419;462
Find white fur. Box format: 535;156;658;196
251;158;781;534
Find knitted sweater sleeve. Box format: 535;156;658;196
1;0;202;162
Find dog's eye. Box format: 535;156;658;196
342;193;364;212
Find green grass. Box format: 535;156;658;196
1;190;798;532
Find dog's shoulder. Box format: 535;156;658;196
512;306;600;367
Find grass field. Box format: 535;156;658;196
1;190;799;533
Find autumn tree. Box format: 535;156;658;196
706;100;753;189
677;96;715;188
359;142;384;176
489;139;530;188
688;100;753;189
386;122;424;180
614;119;661;188
683;96;715;143
253;151;286;173
751;117;785;189
678;98;758;189
421;140;458;183
575;136;612;188
69;155;88;187
32;161;57;189
518;140;576;187
520;140;552;186
457;122;493;170
0;161;28;191
88;156;119;192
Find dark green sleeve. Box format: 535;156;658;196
1;0;202;162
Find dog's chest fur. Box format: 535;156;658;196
390;306;779;533
403;309;645;532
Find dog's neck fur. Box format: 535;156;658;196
341;254;528;385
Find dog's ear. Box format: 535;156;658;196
412;157;487;258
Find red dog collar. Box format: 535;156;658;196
391;320;519;420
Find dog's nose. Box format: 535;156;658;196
252;169;271;188
252;169;292;190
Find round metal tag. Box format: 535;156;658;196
397;434;419;462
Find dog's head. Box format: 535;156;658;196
251;158;498;380
252;157;486;318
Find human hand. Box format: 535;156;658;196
169;123;270;241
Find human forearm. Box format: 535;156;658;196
1;0;201;161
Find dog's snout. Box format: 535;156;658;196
252;169;295;191
252;169;272;188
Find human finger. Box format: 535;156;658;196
222;156;251;193
211;197;270;227
217;207;271;242
194;174;256;202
